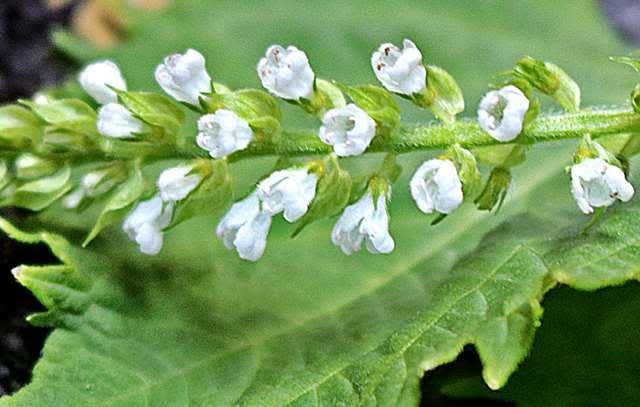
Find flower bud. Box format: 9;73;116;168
570;158;634;214
63;164;128;209
78;60;127;105
157;164;203;203
257;167;318;222
0;105;39;150
197;109;253;158
331;187;394;255
410;159;463;215
319;104;376;157
474;167;512;212
257;45;315;101
97;103;145;138
478;85;530;142
371;39;426;95
216;193;272;262
123;195;173;255
155;49;212;105
14;153;57;179
513;56;560;95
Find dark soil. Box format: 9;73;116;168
0;0;79;396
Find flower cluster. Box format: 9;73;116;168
0;41;636;263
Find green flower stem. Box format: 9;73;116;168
23;108;640;163
226;108;640;160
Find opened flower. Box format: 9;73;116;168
410;159;463;214
216;193;272;262
78;60;126;105
257;45;315;101
123;195;173;255
96;103;144;138
155;49;212;105
478;85;530;142
331;189;394;255
257;167;318;222
570;157;634;214
197;109;253;158
319;104;376;157
371;39;426;96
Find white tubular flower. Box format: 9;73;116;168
97;103;144;138
478;85;530;142
257;45;314;100
123;195;173;255
570;158;634;214
78;60;126;105
157;165;203;203
410;159;464;214
257;168;318;222
155;49;212;105
331;190;394;255
216;193;272;262
319;104;376;157
371;39;426;95
196;109;253;158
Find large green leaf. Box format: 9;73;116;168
2;0;640;405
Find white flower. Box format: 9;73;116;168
155;49;212;105
196;110;253;158
570;158;634;214
478;85;530;142
257;45;314;100
157;165;202;203
319;104;376;157
257;168;318;222
123;195;173;255
216;193;272;262
371;39;426;95
331;190;394;255
62;169;122;209
78;60;126;105
97;103;144;138
410;159;463;214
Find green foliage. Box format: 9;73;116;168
336;84;401;136
116;91;186;136
20;99;97;135
1;0;639;406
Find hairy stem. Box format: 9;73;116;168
87;108;640;162
230;108;640;160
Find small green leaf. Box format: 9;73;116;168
220;89;282;137
610;55;640;72
293;155;352;236
315;79;346;109
544;62;581;112
423;65;465;124
20;99;97;135
14;153;58;179
473;144;529;168
0;105;41;149
475;167;512;212
83;163;145;246
116;91;186;136
632;84;640;113
448;145;482;198
513;56;560;95
6;166;72;211
168;159;233;229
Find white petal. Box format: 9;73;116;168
234;211;272;261
155;49;212;105
478;85;529;142
257;168;318;221
97;103;144;138
319;104;376;157
371;39;426;95
410;159;463;214
257;45;314;100
197;110;253;158
78;60;126;105
157;165;202;202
